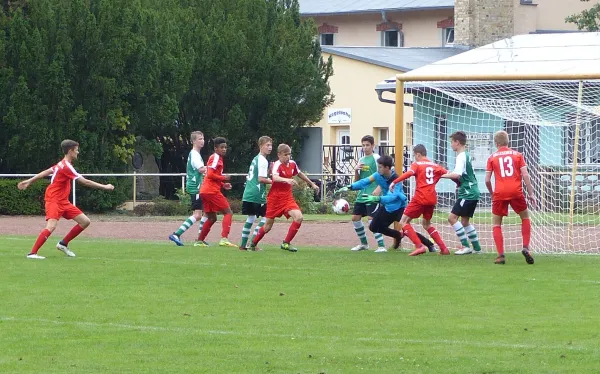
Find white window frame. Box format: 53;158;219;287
378;128;390;146
382;30;404;47
565;117;600;165
320;33;335;46
442;27;455;47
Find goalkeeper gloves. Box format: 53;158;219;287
335;185;351;194
361;194;381;204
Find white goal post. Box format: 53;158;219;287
393;72;600;254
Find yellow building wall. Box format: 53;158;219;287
308;9;455;47
316;53;413;147
534;0;596;31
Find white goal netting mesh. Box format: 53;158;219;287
405;80;600;254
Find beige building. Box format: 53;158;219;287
301;0;597;50
316;47;464;174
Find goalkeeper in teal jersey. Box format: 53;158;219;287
239;136;273;250
443;131;482;254
169;131;209;246
349;135;387;252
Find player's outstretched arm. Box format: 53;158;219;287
258;176;272;185
77;177;114;191
272;173;296;186
298;171;319;192
17;168;54;190
484;171;493;195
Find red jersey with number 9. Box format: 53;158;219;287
408;159;447;205
486;146;526;201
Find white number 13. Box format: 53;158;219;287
499;156;514;177
425;167;434;184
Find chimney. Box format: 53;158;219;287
454;0;515;47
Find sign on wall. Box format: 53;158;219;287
328;108;352;124
466;132;493;169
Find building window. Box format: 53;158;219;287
443;27;454;46
434;115;448;165
382;30;404;47
320;33;334;46
565;115;600;165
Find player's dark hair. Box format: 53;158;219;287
61;139;79;155
450;131;467;145
361;135;375;145
377;155;394;168
213;137;227;147
413;144;427;156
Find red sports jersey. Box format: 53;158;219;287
45;159;81;203
486;146;526;201
268;160;299;199
200;153;226;194
394;158;447;206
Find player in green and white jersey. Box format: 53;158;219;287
239;136;273;250
443;131;483;255
350;135;387;252
169;131;208;246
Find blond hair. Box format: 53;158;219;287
494;131;509;147
190;131;204;142
277;143;291;154
258;136;273;147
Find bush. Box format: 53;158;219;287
292;179;319;213
133;196;190;216
228;198;243;214
76;176;131;212
0;178;48;215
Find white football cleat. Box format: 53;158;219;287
27;253;45;259
351;244;369;251
454;247;474;255
56;242;76;257
374;247;388;253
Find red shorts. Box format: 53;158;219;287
45;201;83;221
404;201;435;220
266;198;300;219
200;193;230;213
492;196;528;217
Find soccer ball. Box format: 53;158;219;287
332;198;350;214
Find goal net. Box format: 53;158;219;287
405;79;600;254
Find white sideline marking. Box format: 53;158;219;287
0;316;592;352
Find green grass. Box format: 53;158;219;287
1;236;599;373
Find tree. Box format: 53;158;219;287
565;0;600;31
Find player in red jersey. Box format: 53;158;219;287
249;144;319;252
485;131;535;265
17;140;114;259
196;137;237;247
389;144;450;256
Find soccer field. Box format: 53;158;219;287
1;236;598;373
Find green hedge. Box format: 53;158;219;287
0;178;48;215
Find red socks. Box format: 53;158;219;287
198;219;215;241
221;214;233;238
493;225;504;256
426;226;447;251
284;221;302;243
522;218;531;249
62;224;85;245
252;227;266;246
31;229;52;254
403;224;423;248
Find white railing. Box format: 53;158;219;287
0;172;356;206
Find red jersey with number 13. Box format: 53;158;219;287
486;146;526;201
402;159;447;206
